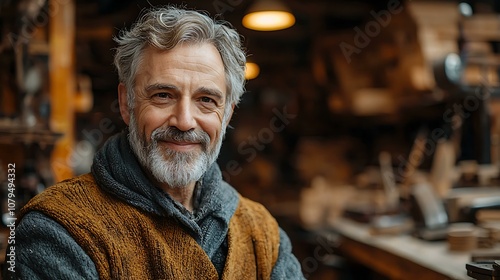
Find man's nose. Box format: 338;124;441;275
169;99;196;132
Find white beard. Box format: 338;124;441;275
128;113;226;188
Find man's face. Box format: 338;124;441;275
119;43;230;188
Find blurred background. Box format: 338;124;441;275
1;0;500;279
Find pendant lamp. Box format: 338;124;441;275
242;0;295;31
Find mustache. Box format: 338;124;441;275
151;127;210;150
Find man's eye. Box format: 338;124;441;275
153;92;170;98
200;96;215;103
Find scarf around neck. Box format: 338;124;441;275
90;130;239;259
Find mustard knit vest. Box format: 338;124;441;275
20;173;280;279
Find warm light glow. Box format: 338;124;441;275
245;62;260;80
242;11;295;31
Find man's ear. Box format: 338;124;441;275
118;83;130;125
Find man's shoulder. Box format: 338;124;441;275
229;195;281;271
237;196;271;215
51;173;96;190
234;196;278;227
36;173;98;199
19;173;102;218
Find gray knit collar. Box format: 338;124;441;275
90;130;240;246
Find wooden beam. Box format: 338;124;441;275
49;0;76;181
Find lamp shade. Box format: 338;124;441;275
242;0;295;31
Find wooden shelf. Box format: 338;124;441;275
0;125;62;146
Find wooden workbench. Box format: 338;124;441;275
327;217;472;280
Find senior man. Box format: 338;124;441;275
11;5;305;280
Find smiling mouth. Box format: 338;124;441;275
159;140;201;152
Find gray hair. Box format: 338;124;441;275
113;6;246;114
